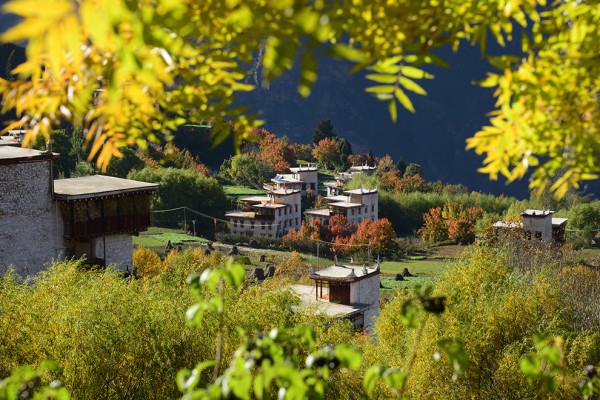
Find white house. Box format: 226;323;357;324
0;146;158;275
306;186;378;226
293;257;381;328
226;188;302;237
323;172;353;196
265;164;318;198
492;209;568;243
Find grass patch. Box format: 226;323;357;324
150;233;210;245
133;236;166;248
380;259;451;276
144;226;185;235
223;185;265;196
381;276;436;291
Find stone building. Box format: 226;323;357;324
323;172;353;197
0;147;158;275
492;209;568;243
306;186;378;226
293;257;381;328
264;165;318;198
226;188;302;238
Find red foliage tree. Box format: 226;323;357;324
418;207;449;242
251;129;296;174
348;152;374;167
349;218;396;255
312;138;340;170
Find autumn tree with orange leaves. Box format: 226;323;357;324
312;138;340;170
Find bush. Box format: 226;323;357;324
132;246;162;279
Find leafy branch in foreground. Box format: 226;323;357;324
3;0;600;196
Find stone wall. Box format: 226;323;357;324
0;160;65;275
350;273;380;328
93;234;133;272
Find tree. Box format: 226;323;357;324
312;118;337;145
128;167;227;237
396;157;407;177
220;154;264;185
2;0;599;196
312;138;340;170
404;163;424;178
105;146;145;178
349;218;396;255
335;137;352;170
52;130;76;178
376;154;395;176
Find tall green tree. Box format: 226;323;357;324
312;118;337;145
220;154;264;185
404;163;424;179
335;137;352;170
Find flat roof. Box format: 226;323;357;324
291;285;369;317
344;188;378;195
0;146;57;162
324;181;344;188
325;195;349;202
240;196;270;203
552;217;568;226
253;202;286;209
305;208;331;217
330;201;362;208
493;221;523;228
290;166;317;172
269;188;301;195
225;211;256;218
521;209;554;217
54;175;158;200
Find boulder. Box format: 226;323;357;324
265;264;276;278
250;267;265;280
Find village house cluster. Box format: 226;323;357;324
226;163;380;237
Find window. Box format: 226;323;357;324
284;207;287;215
262;222;265;229
372;205;374;212
251;221;255;229
269;224;272;231
295;204;298;212
278;209;281;216
233;220;237;227
284;220;287;228
302;184;306;190
365;206;367;213
311;183;315;190
352;209;355;215
296;217;298;225
534;231;542;240
240;220;244;227
358;207;361;214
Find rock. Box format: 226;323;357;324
401;268;414;277
265;264;276;278
228;246;239;256
394;273;404;281
259;254;266;262
250;267;265;280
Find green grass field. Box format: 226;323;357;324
379;259;452;276
223;185;265;196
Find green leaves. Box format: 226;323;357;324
436;339;468;380
0;361;70;400
520;333;570;394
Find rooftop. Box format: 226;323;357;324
225;211;256;218
290;166;317;172
330;201;362;208
552;217;568;227
54;175;158;200
310;258;380;282
305;208;332;217
253;202;286;209
325;195;349;202
0;146;57;161
291;285;369;317
521;209;555;217
269;188;301;195
344;187;378;195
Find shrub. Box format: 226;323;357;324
132;246;162;279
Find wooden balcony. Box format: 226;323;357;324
64;213;151;239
